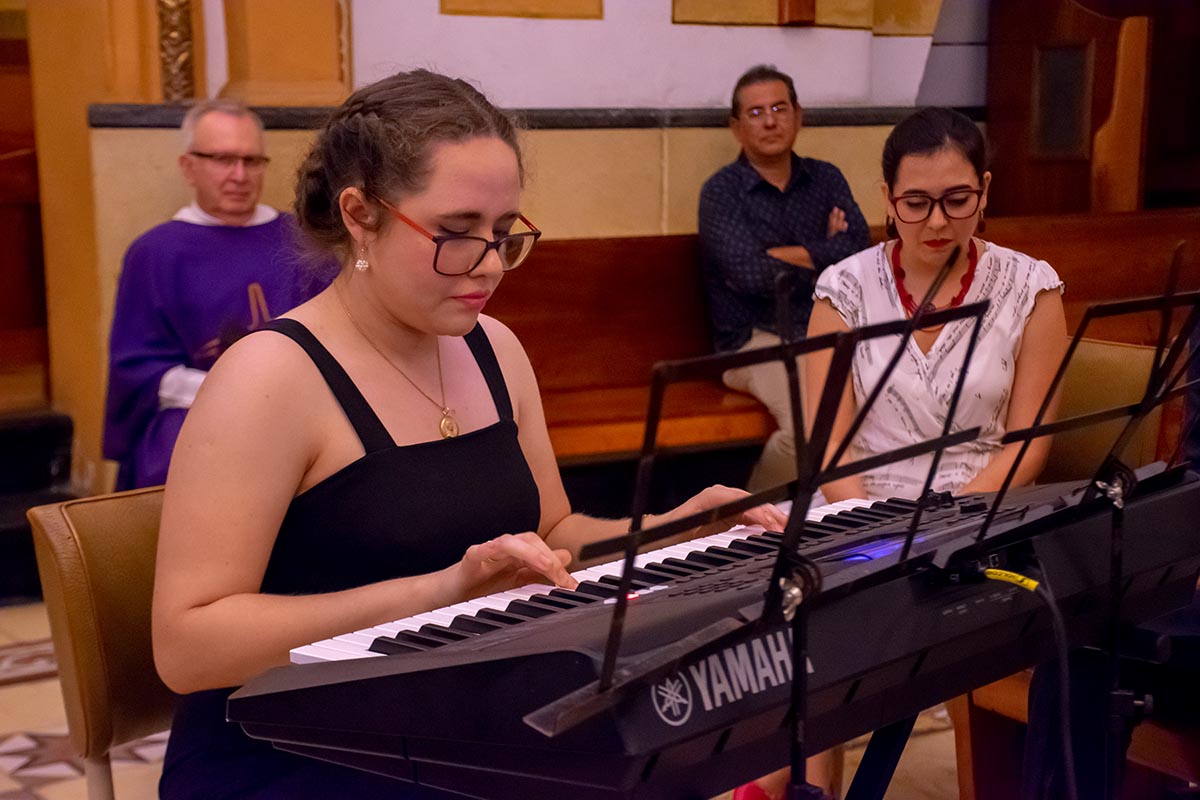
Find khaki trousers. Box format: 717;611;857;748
721;330;808;492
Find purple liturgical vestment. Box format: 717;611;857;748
103;214;326;489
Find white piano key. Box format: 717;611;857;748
332;631;377;647
458;595;515;613
409;610;458;627
314;637;376;655
289;643;375;664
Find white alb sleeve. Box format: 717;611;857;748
158;365;208;410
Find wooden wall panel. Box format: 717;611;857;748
986;0;1145;215
221;0;351;104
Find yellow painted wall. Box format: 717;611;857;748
83;121;902;488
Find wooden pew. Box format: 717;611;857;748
982;208;1200;345
487;208;1200;462
486;235;772;461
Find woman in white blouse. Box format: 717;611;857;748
806;107;1068;505
735;107;1069;800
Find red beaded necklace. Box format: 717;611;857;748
890;238;979;318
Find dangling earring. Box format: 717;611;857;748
885;214;898;240
977;209;987;234
354;243;369;272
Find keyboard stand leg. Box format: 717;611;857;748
842;714;918;800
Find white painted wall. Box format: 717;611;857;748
352;0;921;108
202;0;228;99
201;0;985;109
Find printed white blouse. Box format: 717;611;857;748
813;239;1064;501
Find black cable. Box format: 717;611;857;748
985;568;1079;800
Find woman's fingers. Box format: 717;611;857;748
482;533;577;589
743;502;789;531
680;484;789;532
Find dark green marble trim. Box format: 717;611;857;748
89;103;985;130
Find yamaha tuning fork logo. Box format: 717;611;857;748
650;628;813;727
651;672;694;726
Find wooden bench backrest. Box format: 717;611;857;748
983;209;1200;343
489;209;1200;396
486;235;711;392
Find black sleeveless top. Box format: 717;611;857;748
159;319;541;800
260;318;541;593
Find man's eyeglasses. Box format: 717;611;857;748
743;102;794;124
188;151;271;170
889;189;984;224
374;196;542;276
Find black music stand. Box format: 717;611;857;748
527;249;996;800
965;243;1200;800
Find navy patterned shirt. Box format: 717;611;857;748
699;152;869;351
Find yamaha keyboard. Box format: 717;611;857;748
229;468;1200;799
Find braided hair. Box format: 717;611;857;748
294;70;524;266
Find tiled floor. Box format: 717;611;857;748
0;601;960;800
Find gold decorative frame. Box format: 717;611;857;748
440;0;602;20
157;0;194;101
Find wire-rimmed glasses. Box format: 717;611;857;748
743;102;795;125
188;151;271;170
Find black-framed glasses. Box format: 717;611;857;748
743;102;794;124
375;196;542;275
889;189;983;223
188;151;271;170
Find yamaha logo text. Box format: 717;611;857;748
650;628;814;726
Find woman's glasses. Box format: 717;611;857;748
889;189;983;223
374;196;541;276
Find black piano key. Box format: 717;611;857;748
505;599;557;618
476;608;528;625
524;593;588;610
418;623;474;641
390;629;452;649
873;498;918;514
835;510;887;525
367;637;425;656
703;545;754;561
575;580;620;598
844;507;894;521
550;587;599;603
728;538;776;555
637;563;695;579
627;567;675;584
685;550;740;567
598;575;656;591
814;515;866;530
755;530;828;545
660;557;710;574
449;614;504;634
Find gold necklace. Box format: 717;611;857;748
334;286;459;438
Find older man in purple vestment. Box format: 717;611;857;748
103;100;329;490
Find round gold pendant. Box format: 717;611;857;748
439;412;459;439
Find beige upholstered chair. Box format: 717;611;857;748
950;338;1191;799
26;487;175;800
1039;337;1163;483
